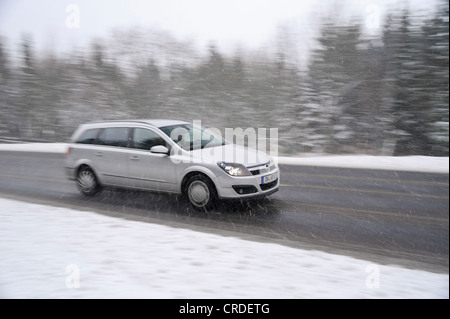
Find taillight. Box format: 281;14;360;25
66;146;72;155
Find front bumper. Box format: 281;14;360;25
215;167;280;199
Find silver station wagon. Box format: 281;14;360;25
65;120;279;210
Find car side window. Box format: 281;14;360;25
133;128;166;150
76;128;100;144
97;127;130;148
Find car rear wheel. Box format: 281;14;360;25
184;174;217;211
77;166;101;196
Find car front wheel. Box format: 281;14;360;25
184;174;217;211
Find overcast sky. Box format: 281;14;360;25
0;0;440;57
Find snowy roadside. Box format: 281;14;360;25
0;142;69;154
0;142;448;173
0;197;448;299
277;154;449;174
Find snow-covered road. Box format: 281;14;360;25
0;143;448;298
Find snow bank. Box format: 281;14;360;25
0;197;447;299
277;155;449;174
0;143;448;173
0;143;68;153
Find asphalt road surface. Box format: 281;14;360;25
0;151;448;273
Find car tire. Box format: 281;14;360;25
76;166;101;196
184;174;217;211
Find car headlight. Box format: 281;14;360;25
269;158;278;169
217;162;251;176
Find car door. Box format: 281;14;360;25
94;127;131;187
127;127;177;191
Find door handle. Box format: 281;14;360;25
94;152;103;157
130;155;139;160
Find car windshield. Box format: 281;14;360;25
159;124;227;151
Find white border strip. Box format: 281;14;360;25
0;143;448;173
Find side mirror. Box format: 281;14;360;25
150;145;169;155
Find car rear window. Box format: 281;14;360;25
96;127;130;148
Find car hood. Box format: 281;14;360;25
190;143;271;167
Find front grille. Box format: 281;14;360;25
248;162;272;176
260;179;278;191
